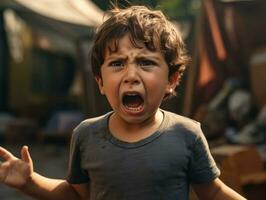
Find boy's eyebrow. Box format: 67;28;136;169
136;48;165;59
106;51;163;60
104;55;127;62
105;55;162;64
136;55;162;61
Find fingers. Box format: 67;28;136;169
21;146;32;164
0;146;14;161
0;146;32;163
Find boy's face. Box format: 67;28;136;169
96;34;178;125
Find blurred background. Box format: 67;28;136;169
0;0;266;199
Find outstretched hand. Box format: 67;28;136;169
0;146;33;189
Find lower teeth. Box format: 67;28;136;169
125;105;143;111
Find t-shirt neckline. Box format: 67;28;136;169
104;109;168;149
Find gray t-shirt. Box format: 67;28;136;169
67;110;220;200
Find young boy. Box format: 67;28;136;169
0;5;246;200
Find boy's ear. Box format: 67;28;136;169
167;72;180;92
95;76;105;95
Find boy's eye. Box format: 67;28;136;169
138;60;156;67
109;61;124;67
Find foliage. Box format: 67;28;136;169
157;0;200;20
91;0;157;11
91;0;201;21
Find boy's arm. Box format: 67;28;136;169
0;146;87;200
193;178;247;200
23;173;90;200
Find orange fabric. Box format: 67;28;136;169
205;0;227;60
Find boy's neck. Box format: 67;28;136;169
109;109;163;143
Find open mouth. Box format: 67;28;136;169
122;92;144;112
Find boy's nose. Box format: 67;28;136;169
123;65;140;84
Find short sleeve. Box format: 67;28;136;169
67;130;90;184
188;125;220;184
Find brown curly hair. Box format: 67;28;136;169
90;5;189;85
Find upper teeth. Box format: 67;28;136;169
126;93;138;96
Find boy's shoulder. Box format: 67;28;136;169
71;112;112;140
163;110;202;137
75;112;110;130
164;109;199;126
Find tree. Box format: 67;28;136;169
91;0;157;11
157;0;200;20
91;0;200;21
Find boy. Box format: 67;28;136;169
0;5;246;200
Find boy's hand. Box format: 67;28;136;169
0;146;33;189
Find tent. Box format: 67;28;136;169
0;0;109;118
0;0;105;39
